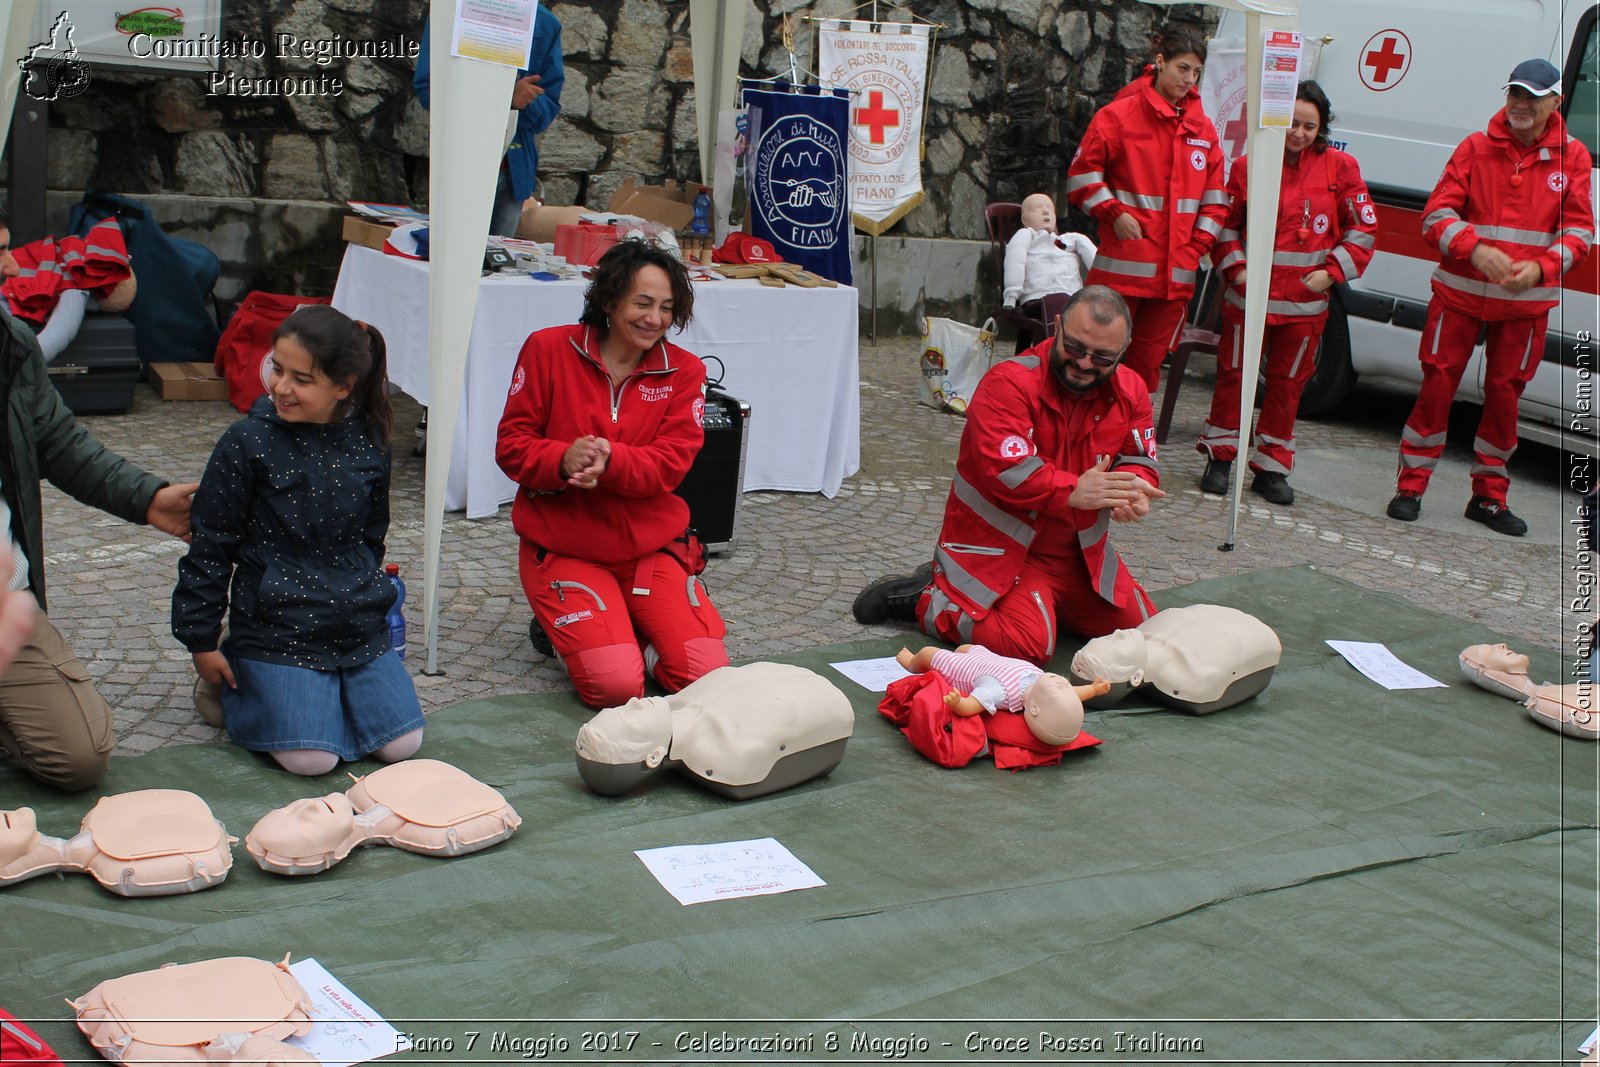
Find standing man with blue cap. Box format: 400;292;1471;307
413;5;565;237
1387;57;1593;535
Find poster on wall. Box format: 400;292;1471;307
816;20;931;236
741;82;853;284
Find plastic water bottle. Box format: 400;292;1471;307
691;187;712;236
385;563;406;660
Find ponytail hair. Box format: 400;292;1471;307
273;304;395;450
1154;25;1208;67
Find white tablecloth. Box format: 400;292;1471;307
331;245;861;518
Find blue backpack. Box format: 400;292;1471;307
68;191;221;365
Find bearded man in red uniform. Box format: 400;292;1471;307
853;286;1166;666
1387;58;1594;536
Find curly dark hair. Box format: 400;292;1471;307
578;238;695;334
1296;79;1335;150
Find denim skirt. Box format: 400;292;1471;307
221;649;423;760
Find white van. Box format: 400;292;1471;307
1209;0;1599;456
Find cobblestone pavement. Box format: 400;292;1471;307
33;334;1586;760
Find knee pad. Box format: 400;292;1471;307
566;643;645;709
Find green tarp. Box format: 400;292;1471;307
2;567;1594;1064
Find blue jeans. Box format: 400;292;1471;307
490;168;524;238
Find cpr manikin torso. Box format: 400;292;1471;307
0;789;234;896
1459;642;1599;739
245;758;522;875
576;662;854;799
1003;193;1097;308
1071;604;1282;714
71;955;315;1065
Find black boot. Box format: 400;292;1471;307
1199;459;1231;495
852;562;934;624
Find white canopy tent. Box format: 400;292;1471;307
689;0;749;184
0;0;42;159
1141;0;1299;548
418;7;518;674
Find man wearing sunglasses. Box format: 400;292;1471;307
854;285;1166;665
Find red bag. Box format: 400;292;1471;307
1;1007;64;1065
214;292;331;412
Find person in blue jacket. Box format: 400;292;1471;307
173;306;423;776
413;5;565;237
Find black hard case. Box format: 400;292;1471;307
45;314;141;416
673;388;750;554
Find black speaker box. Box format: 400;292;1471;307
673;388;749;553
46;313;141;415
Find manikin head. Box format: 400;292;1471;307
575;696;676;794
1021;674;1089;746
1461;642;1532;675
248;794;356;860
1020;193;1057;232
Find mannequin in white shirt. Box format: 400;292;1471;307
1003;193;1097;315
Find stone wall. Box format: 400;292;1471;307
12;0;1214;319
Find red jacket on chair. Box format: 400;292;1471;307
1067;82;1228;301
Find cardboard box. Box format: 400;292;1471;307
149;361;229;401
607;177;707;231
342;216;397;252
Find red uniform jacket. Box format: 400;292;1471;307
1215;145;1377;324
496;324;706;564
1423;108;1594;322
1067;82;1228;300
922;346;1159;636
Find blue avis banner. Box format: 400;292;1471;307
740;82;853;284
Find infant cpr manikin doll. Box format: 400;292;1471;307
896;644;1107;745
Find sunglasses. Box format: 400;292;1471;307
1056;331;1126;368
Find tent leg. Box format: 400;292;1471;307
869;233;878;347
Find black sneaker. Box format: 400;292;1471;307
1199;459;1231;495
1464;496;1527;536
1250;470;1294;505
1386;491;1421;521
528;616;555;658
852;562;933;624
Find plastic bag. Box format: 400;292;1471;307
918;316;996;415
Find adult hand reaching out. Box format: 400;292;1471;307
148;482;199;542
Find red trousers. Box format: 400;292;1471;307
1396;302;1545;504
918;552;1155;668
1197;316;1325;474
1121;294;1189;393
518;543;729;709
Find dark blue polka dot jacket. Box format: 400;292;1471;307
172;396;395;670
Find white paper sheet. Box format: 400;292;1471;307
1325;640;1446;690
1257;29;1304;129
635;837;826;906
286;958;412;1067
451;0;535;67
829;656;912;692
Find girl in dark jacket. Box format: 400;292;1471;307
173;305;423;775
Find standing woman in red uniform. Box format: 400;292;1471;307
1196;80;1377;504
496;240;730;708
1067;26;1228;393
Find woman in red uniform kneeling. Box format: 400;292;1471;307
496;239;730;708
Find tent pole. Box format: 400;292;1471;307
870;232;878;346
